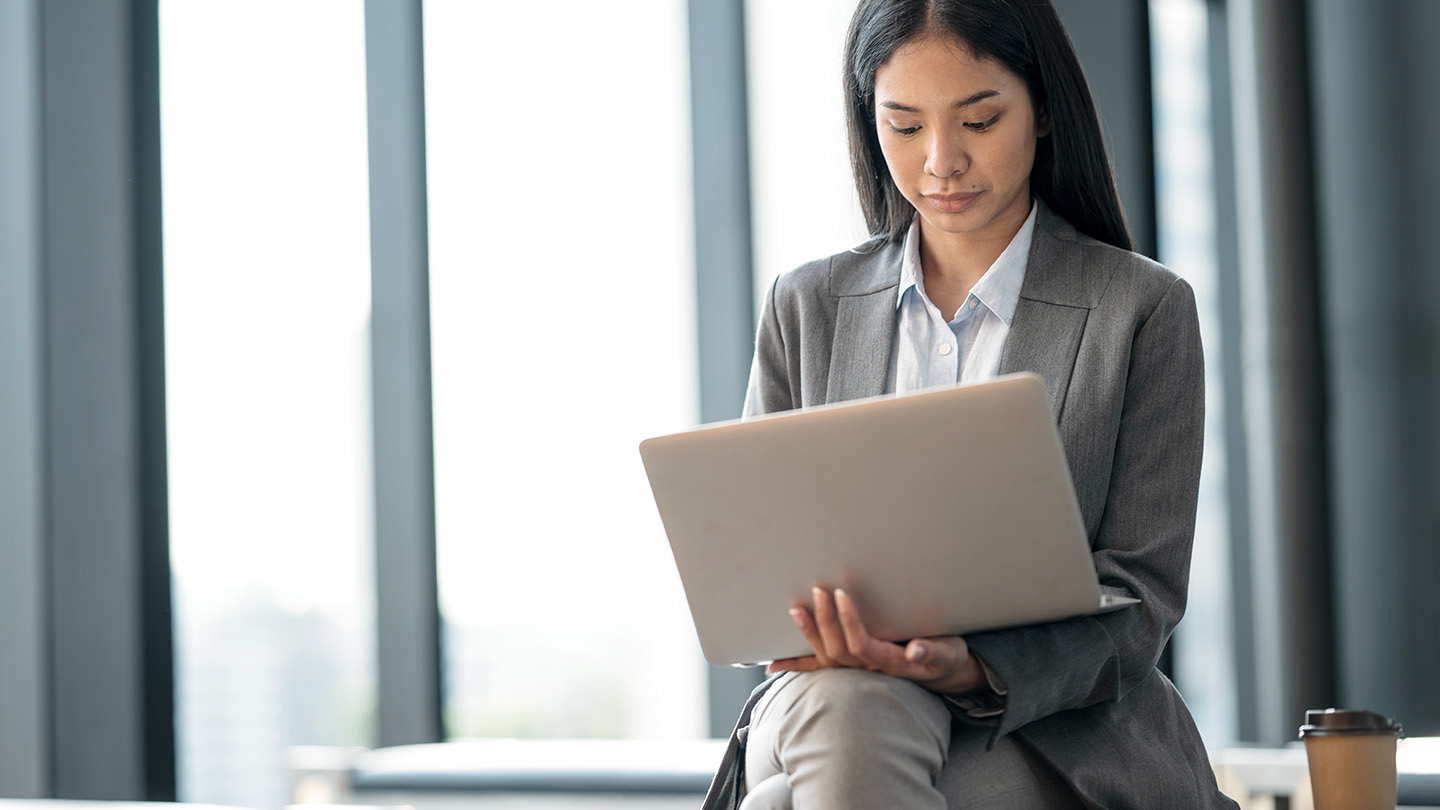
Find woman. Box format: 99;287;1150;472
701;1;1238;808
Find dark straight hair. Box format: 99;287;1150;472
843;0;1134;251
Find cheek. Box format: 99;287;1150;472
877;138;922;190
994;136;1039;182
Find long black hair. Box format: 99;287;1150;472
844;0;1133;251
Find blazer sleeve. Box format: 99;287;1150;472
962;276;1206;741
742;276;795;418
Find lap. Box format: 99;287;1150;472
744;670;1083;810
936;714;1085;809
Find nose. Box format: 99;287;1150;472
924;127;969;178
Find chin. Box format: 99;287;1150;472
923;209;996;235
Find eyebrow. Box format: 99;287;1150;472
879;90;1000;113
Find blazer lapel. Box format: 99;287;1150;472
826;242;903;404
999;204;1109;422
820;206;1110;414
827;292;898;403
1000;299;1088;421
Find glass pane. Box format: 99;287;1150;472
424;0;706;739
746;0;868;300
1151;0;1238;745
161;2;375;806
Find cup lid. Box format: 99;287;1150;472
1299;708;1403;738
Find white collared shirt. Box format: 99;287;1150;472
885;203;1037;395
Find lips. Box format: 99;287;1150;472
925;191;981;213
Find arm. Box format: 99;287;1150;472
742;276;794;418
963;276;1206;738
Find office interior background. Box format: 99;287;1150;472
1;0;1437;807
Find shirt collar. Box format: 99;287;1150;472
896;217;925;311
894;201;1037;326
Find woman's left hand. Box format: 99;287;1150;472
767;586;987;695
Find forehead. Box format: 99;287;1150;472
874;34;1026;104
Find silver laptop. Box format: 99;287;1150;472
639;372;1137;667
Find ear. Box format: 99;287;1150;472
1036;107;1053;138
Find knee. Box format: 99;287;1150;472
760;669;951;787
738;773;793;810
784;669;948;743
790;668;908;713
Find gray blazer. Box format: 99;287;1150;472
704;204;1238;809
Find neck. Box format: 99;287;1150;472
918;202;1031;288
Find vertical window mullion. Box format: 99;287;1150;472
41;0;174;798
0;0;49;796
364;0;444;748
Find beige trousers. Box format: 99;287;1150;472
742;669;1085;810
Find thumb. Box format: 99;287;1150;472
904;638;946;668
905;637;967;680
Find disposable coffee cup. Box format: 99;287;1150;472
1299;708;1403;810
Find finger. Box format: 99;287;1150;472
903;638;955;670
899;637;972;689
767;655;822;674
834;588;877;659
811;586;855;664
912;636;986;693
914;634;971;672
787;605;832;666
829;632;964;683
835;588;917;672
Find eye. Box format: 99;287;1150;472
964;114;1002;132
889;125;921;136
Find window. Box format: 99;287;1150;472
161;3;376;806
423;0;707;740
746;0;867;297
1151;0;1238;745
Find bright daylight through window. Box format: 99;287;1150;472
424;0;707;740
162;3;375;807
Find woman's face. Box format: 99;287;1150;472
873;33;1048;245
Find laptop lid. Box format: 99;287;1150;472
640;372;1114;667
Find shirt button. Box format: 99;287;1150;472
939;343;953;356
969;298;978;310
